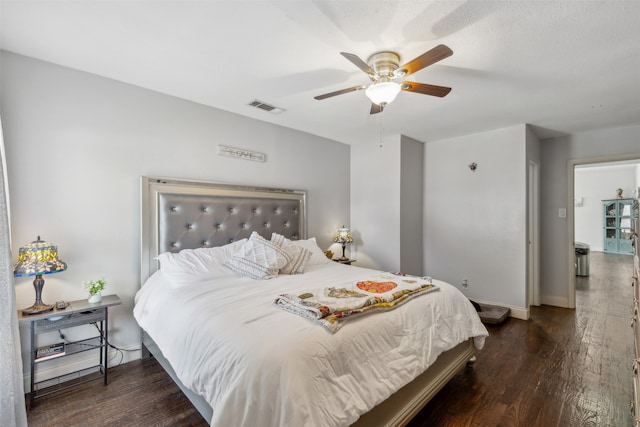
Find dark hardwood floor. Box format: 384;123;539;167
407;251;634;427
26;251;634;426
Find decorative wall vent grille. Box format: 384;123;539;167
248;100;285;114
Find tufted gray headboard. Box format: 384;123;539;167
140;177;307;285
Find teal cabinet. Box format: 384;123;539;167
602;198;638;254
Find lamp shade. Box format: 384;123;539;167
334;226;353;244
365;81;401;105
14;236;66;316
14;236;67;277
334;226;353;261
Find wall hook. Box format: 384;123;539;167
468;162;477;172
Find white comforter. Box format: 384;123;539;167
134;262;488;427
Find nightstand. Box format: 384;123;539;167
333;259;355;265
18;294;122;408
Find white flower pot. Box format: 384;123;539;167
88;292;102;303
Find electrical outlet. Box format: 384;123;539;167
462;279;469;289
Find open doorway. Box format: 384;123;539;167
570;158;640;306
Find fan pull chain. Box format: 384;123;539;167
378;114;384;148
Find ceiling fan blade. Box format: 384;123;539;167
314;85;366;100
370;103;384;114
396;44;453;78
401;81;452;97
341;52;376;77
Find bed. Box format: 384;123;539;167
134;177;488;427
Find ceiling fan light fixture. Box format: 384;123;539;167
365;81;401;106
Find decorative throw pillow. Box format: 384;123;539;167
224;232;292;279
271;233;312;274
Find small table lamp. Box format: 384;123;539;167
14;236;67;315
334;225;353;261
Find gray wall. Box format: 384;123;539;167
400;135;424;276
1;51;351;378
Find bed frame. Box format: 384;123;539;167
139;176;475;426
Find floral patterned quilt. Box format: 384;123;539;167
274;273;439;333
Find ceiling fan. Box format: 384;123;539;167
314;44;453;114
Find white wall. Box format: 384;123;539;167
575;164;638;251
540;125;640;306
424;124;528;315
350;135;401;271
350;134;425;275
0;51;350;382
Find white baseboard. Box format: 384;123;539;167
23;345;141;391
507;306;529;320
540;295;570;308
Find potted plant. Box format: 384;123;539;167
83;278;107;303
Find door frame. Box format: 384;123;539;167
567;153;640;309
528;160;540;307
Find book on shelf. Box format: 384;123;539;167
35;342;65;362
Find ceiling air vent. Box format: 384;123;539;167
248;100;285;114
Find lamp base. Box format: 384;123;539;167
21;273;54;315
338;243;349;261
21;302;54;316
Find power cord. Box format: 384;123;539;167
57;325;141;368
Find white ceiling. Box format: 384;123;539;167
1;1;639;145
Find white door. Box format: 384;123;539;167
528;161;540;306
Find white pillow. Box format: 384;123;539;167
271;233;312;274
225;232;291;279
291;237;330;265
157;239;247;286
208;238;249;263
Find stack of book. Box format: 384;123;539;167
35;342;65;362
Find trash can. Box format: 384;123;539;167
575;242;590;277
